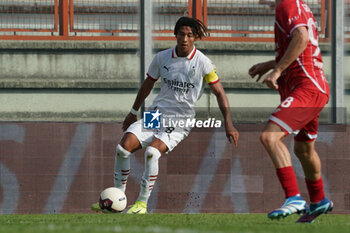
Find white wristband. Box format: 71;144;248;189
130;108;138;116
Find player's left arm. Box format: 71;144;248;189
263;26;309;89
209;80;239;146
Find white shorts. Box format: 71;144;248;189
125;119;190;152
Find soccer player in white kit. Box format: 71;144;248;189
92;17;239;214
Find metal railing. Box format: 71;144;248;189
202;0;329;42
0;0;58;34
0;0;344;41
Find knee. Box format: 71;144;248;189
260;131;277;148
116;144;131;159
145;146;161;161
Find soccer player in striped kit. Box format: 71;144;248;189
92;16;239;214
249;0;333;223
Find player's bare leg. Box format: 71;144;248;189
127;138;167;214
294;140;321;181
260;122;307;219
120;132;142;153
294;140;333;223
260;122;291;168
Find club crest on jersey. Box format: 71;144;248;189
189;66;195;77
143;110;162;129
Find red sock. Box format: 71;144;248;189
305;177;325;203
276;166;300;198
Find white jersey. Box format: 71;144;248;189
146;46;219;117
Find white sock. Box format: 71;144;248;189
137;146;161;203
114;144;131;192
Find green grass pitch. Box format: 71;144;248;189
0;213;349;233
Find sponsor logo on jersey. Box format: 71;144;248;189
163;78;195;94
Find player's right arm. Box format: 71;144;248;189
122;77;157;131
248;60;276;82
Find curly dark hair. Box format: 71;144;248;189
174;17;209;39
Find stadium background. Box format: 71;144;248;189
0;0;349;214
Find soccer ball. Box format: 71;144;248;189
99;187;127;212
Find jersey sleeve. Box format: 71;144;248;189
277;2;308;36
204;69;219;84
146;54;160;81
202;57;219;84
